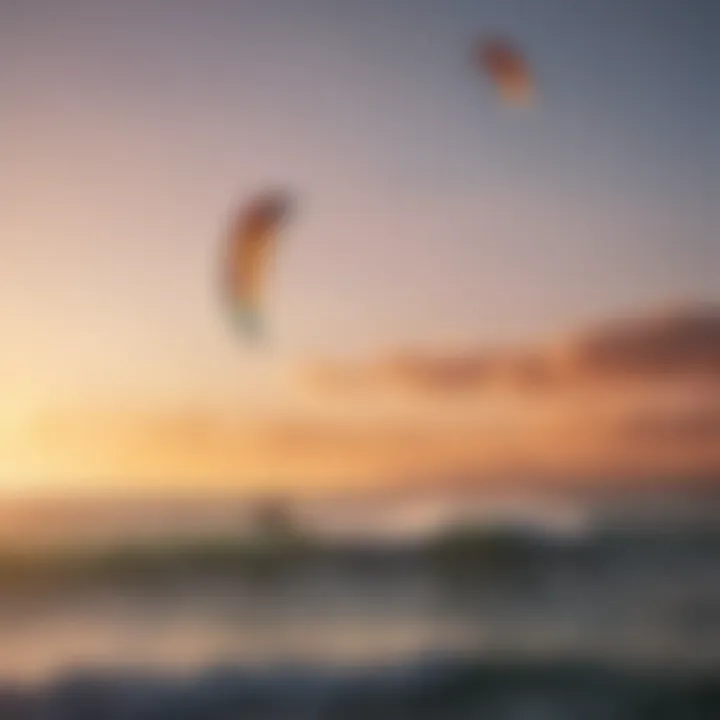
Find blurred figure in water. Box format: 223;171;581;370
249;496;304;548
245;496;310;587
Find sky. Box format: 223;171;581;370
1;0;718;495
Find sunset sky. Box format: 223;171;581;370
1;0;718;495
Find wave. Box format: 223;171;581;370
1;656;718;719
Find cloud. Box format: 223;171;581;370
566;303;720;379
617;405;720;445
19;393;720;495
304;349;561;400
306;304;720;398
7;304;719;494
291;304;720;486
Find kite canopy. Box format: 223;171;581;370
476;38;534;106
222;190;294;341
